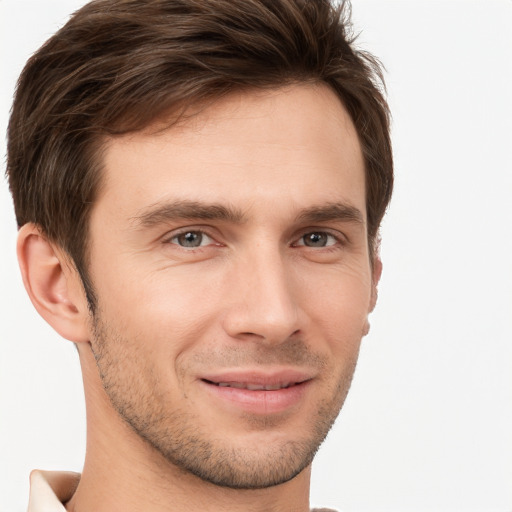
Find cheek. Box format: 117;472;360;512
301;270;372;350
302;264;372;314
94;264;226;356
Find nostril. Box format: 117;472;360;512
221;294;301;344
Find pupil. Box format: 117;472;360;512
305;232;326;247
180;232;201;247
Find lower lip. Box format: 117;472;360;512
200;380;311;415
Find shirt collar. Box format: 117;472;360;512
28;470;80;512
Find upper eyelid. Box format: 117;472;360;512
160;226;348;245
293;227;348;244
293;233;341;247
163;230;219;251
170;230;212;241
162;226;218;242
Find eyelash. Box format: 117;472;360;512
164;229;218;249
163;228;345;251
293;231;343;249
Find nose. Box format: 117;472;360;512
222;247;302;344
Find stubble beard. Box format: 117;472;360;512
90;312;359;490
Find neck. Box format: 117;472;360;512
67;346;311;512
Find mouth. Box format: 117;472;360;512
198;370;313;414
203;379;304;391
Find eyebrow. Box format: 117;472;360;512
295;202;365;225
130;199;364;229
131;200;247;228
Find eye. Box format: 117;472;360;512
296;231;338;248
168;230;214;248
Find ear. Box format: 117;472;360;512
362;254;382;337
370;255;383;313
17;223;90;343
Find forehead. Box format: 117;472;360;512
95;84;365;222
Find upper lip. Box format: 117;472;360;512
199;368;314;390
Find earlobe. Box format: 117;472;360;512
17;224;90;343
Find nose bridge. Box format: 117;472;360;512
224;242;300;343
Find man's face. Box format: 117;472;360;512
86;84;376;488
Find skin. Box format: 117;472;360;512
18;83;381;512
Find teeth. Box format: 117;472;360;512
229;382;247;389
214;381;293;390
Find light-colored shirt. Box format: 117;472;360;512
28;470;80;512
27;470;337;512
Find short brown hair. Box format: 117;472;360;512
7;0;393;309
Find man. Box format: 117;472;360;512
6;0;393;510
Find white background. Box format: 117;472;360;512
1;1;511;511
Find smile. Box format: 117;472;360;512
198;370;313;414
204;380;296;391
